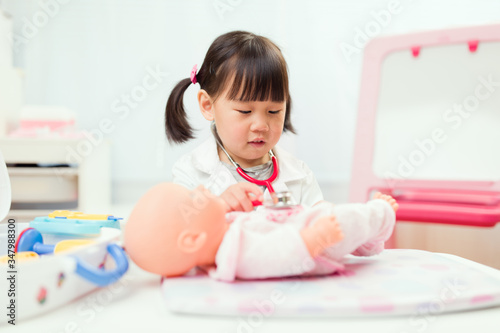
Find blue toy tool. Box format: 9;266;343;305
14;228;129;287
15;228;93;254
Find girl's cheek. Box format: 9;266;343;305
272;118;285;131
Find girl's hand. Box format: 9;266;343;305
220;183;264;212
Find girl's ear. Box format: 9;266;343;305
177;230;207;253
198;89;214;121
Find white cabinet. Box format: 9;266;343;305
0;138;110;221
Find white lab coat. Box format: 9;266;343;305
172;136;324;206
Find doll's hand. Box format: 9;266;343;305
301;215;344;257
220;183;264;212
373;192;399;212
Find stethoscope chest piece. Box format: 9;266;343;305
265;191;297;209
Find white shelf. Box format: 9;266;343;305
0;138;83;164
7;166;79;176
0;138;111;217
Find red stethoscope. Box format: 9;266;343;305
212;123;279;196
212;124;296;209
219;144;278;195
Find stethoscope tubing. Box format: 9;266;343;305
236;156;278;194
213;125;278;195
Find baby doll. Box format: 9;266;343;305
124;183;398;282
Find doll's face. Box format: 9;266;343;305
169;185;227;228
177;185;229;266
181;185;229;239
188;185;227;223
124;183;229;277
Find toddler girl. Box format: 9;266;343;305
165;31;323;212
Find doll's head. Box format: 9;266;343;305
124;183;229;277
165;30;296;145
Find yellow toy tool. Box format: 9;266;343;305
16;228;95;255
48;210;113;220
0;251;39;264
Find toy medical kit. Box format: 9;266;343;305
0;151;129;324
0;222;128;323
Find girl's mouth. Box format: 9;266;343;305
248;140;266;148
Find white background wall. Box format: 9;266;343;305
1;0;499;202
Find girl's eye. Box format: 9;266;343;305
269;110;281;114
236;110;251;114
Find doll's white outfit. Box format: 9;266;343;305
209;199;396;282
172;136;324;207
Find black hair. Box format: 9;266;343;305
165;30;295;144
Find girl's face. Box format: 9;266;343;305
200;87;286;168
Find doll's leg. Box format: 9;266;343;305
373;192;399;212
350;193;399;256
303;215;345;257
318;200;395;260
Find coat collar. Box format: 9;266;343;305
191;136;306;184
191;135;220;174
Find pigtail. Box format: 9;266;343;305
165;78;195;144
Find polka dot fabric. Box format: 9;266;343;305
161;249;500;317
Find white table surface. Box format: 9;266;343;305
3;203;500;333
2;259;499;333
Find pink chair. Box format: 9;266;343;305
349;24;500;228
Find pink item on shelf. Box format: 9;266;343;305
19;119;75;131
349;24;500;227
7;105;85;139
8;127;85;139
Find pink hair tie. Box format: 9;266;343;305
190;64;198;84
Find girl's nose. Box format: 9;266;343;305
250;115;269;132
